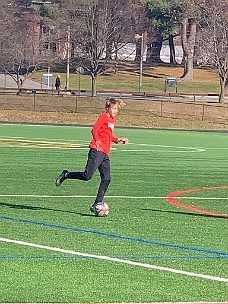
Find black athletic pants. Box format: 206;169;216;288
67;148;111;204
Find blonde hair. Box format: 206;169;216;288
105;97;126;110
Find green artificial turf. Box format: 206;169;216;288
0;123;227;302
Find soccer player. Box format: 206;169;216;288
55;97;129;213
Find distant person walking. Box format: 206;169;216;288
55;74;61;94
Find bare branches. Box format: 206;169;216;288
198;0;228;102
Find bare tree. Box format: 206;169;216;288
0;1;63;90
177;0;208;80
181;17;197;79
0;1;37;88
199;0;228;103
50;0;137;96
0;1;19;69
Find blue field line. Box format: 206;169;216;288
1;215;228;256
0;254;228;260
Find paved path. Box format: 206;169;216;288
0;73;227;103
0;74;49;89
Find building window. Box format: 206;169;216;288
43;42;49;50
50;42;57;52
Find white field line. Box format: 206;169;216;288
1;237;228;283
0;194;227;200
0;137;206;152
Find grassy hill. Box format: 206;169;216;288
30;61;220;94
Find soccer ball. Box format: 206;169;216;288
95;202;109;217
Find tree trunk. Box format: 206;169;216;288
149;35;163;62
91;75;97;97
218;76;227;103
134;40;141;62
105;39;113;60
181;18;197;80
169;34;177;64
146;43;152;61
217;53;228;103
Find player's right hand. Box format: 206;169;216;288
119;138;129;144
95;140;101;150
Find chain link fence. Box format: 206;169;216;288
0;90;228;125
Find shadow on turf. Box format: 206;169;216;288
1;201;227;219
0;201;94;217
142;208;228;219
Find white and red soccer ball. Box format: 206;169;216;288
95;202;109;217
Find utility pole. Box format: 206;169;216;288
135;33;144;92
66;26;70;90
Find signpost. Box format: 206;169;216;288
42;73;53;89
165;77;177;93
135;33;144;92
76;67;84;96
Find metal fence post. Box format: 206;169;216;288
202;104;205;121
75;95;78;113
33;91;36;111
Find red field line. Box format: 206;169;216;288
166;185;228;218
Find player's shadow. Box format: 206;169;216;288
142;208;228;219
0;201;95;217
1;202;226;219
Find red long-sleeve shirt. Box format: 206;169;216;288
89;112;118;155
